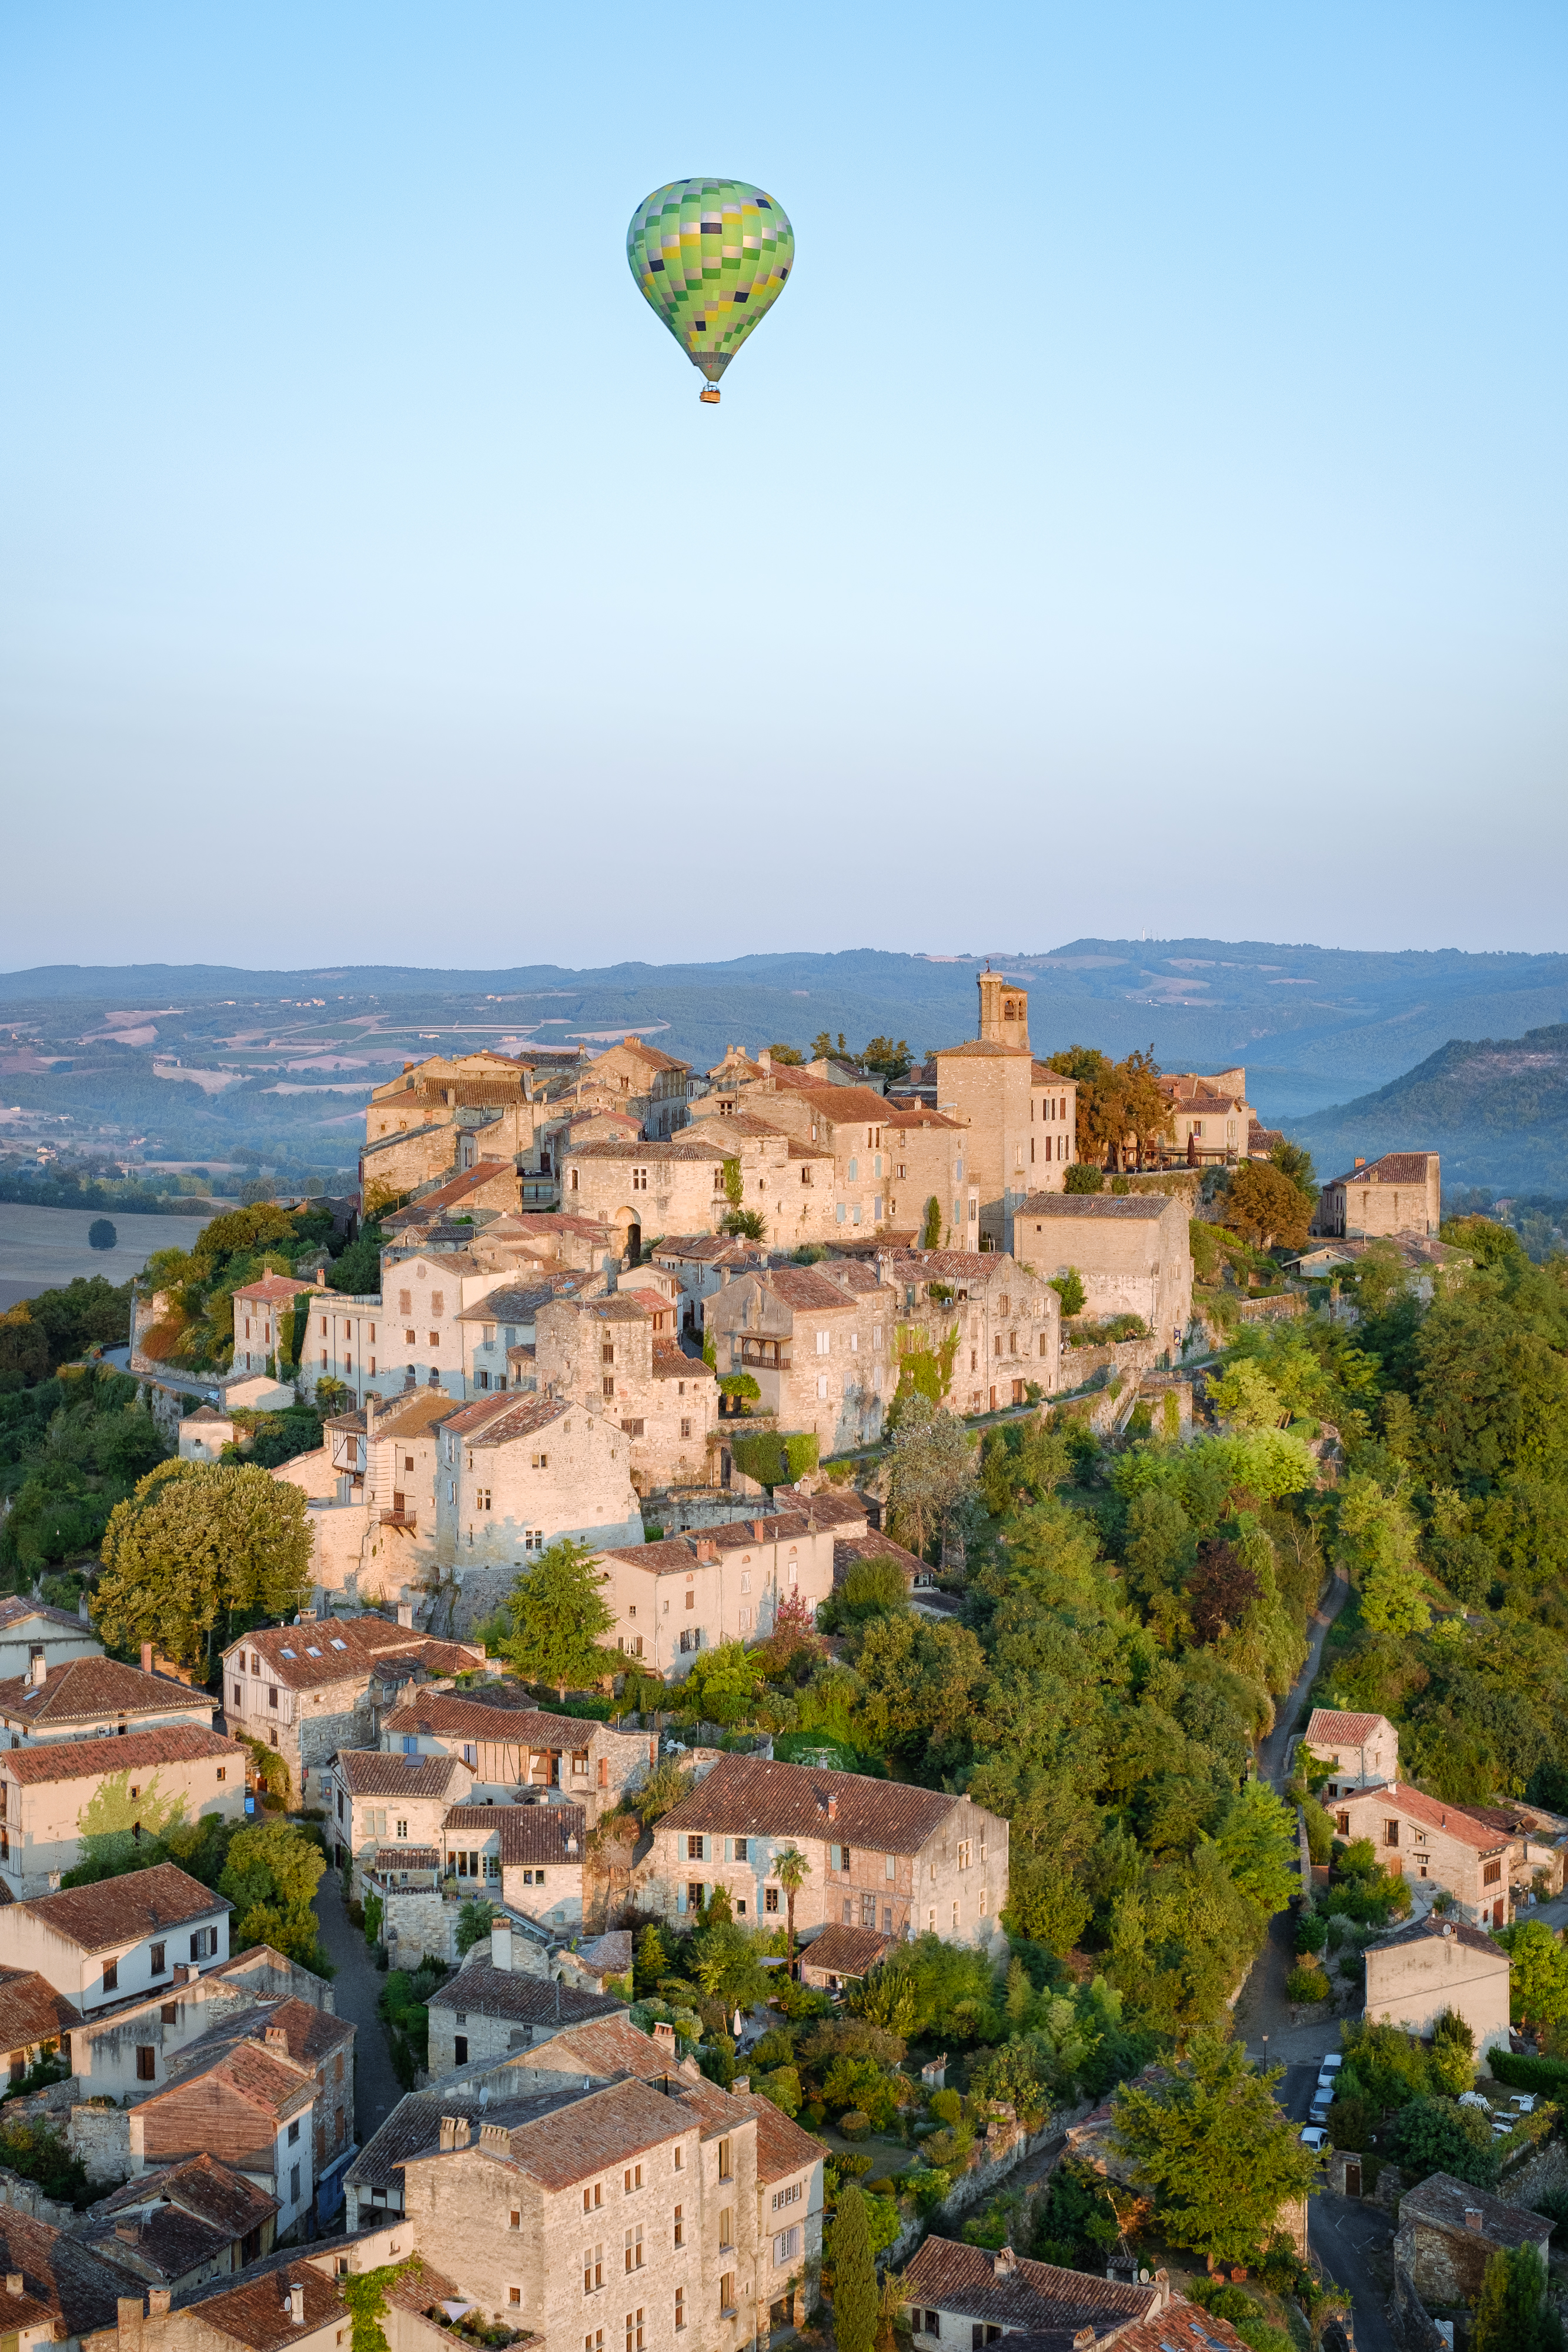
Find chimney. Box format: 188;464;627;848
1354;1158;1365;1170
396;1602;414;1628
1072;2334;1095;2351
653;2022;677;2052
758;1050;771;1074
491;1923;513;1973
117;2296;143;2344
265;2026;289;2052
991;2250;1016;2279
1465;2208;1484;2232
365;1394;378;1435
1153;2271;1169;2312
827;1794;838;1822
141;1642;153;1675
28;1653;46;1688
438;2114;472;2151
148;2293;171;2318
287;2283;306;2325
731;2074;750;2094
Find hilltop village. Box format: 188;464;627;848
7;971;1567;2352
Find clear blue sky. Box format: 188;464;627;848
2;2;1564;968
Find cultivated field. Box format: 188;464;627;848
0;1202;216;1311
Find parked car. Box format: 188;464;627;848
1309;2100;1332;2126
1321;2052;1343;2072
1300;2126;1329;2152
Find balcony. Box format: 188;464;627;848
380;1509;418;1532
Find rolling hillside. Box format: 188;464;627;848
1289;1024;1568;1194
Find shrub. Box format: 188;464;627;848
728;1431;820;1488
1295;1911;1328;1955
1064;1167;1104;1195
1285;1964;1332;2004
839;2109;871;2139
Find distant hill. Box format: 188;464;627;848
1289;1025;1568;1194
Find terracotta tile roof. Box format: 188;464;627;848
176;2254;346;2348
654;1337;712;1381
407;1076;525;1108
0;1654;212;1730
566;1138;728;1161
500;2073;745;2189
18;1863;230;1953
0;1966;81;2052
1031;1063;1078;1088
592;1038;688;1077
901;2237;1158;2332
1456;1800;1567;1839
426;1954;625;2032
883;1105;963;1132
372;1846;442;1871
152;2029;315;2124
328;1394;461;1442
1109;2300;1252;2352
799;1923;894;1977
1327;1152;1439;1187
0;2204;134;2338
456;1273;596;1322
232;1995;353;2070
222;1615;482;1689
601;1496;867;1577
728;2086;823;2184
1305;1708;1390;1747
437;1393;569;1447
573;1930;633;1979
383;1689;605;1743
1396;2172;1553;2247
819;1260;891;1295
654;1237;768;1266
93;2150;278;2252
885;1249;1010;1281
658;1754;959;1853
0;1597;95;1632
337;1749;472;1800
756;1267;858;1311
442;1802;588;1865
932;1040;1035;1061
1;1722;242;1790
497;1212;615;1242
834;1532;928;1588
773;1081;899;1125
386;1164;522;1219
1364;1913;1503;1963
1017;1192;1175;1223
232;1273;317;1305
1343;1782;1509;1854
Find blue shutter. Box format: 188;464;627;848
724;1838;732;1862
677;1883;687;1915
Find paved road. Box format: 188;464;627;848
315;1866;404;2146
1310;2195;1398;2352
1259;1565;1349;1790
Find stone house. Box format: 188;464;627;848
456;1267;610;1394
648;1238;771;1337
6;1866;232;2013
1302;1707;1399;1793
78;2154;281;2296
0;1966;79;2084
432;1391;644;1612
0;1653;215;1746
704;1262;898;1454
343;2010;693;2224
219;1616;486;1809
0;1728;245;1899
178;1404;236;1462
880;1247;1061;1416
797;1923;895;1993
284;1389;464;1612
379;1693;654;1823
563;1137;738;1261
81;2224;465;2352
872;1103;967;1243
1315;1152;1442;1241
393;2060;768;2352
424;1926;627;2071
329;1749;474;1889
534;1292;718;1491
581;1036;701;1139
0;2204;128;2352
925;975;1080;1251
648;1755;1008;1943
593;1494;870;1674
0;1595;102;1681
1011;1191;1193;1358
1363;1915;1512;2056
697;1080;909;1240
437;1802;588;1926
902;2236;1168;2350
1155;1069;1259;1167
1393;2173;1553;2308
230;1275;316;1380
136;1996;355;2210
1330;1780;1564;1925
69;1945;339;2100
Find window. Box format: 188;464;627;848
531;1451;550;1469
717;2137;733;2180
861;1894;876;1929
885;1853;895;1879
817;1375;828;1399
149;1941;166;1975
232;1682;243;1707
632;1168;648;1191
957;1839;972;1870
136;2045;156;2080
815;1329;830;1354
922;2315;941;2338
604;1377;616;1399
1484;1860;1503;1886
1384;1820;1400;1847
455;2036;468;2064
1335;1810;1350;1836
396;1819;408;1839
290;2164;300;2204
216;1767;226;1783
719;2206;734;2249
830;1843;851;1872
673;2204;684;2248
734;1836;748;1863
624;2226;644;2271
680;1417;691;1439
687;1835;704;1860
720;2276;737;2317
771;2184;802;2211
585;2247;605;2294
685;1589;696;1611
288;2119;300;2146
774;2226;802;2266
765;1886;780;1913
476;1488;492;1511
626;2314;644;2352
674;2290;686;2332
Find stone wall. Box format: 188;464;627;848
883;2097;1096;2269
1499;2134;1568;2210
0;2163;75;2227
68;2099;132;2186
1388;2263;1453;2352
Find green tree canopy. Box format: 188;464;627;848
829;2184;879;2352
95;1460;313;1665
1109;2034;1319;2265
1474;2242;1564;2352
501;1538;618;1696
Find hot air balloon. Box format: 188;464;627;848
626;178;794;405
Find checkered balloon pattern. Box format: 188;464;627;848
626;179;794;384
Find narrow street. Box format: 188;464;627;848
314;1866;405;2147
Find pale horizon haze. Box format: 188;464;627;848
2;2;1564;970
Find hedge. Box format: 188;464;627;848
1489;2050;1568;2096
727;1431;820;1488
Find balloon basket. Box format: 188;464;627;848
699;386;721;405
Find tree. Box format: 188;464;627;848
88;1218;117;1252
860;1037;913;1084
1268;1139;1318;1206
921;1196;942;1250
1048;1268;1086;1318
1187;1538;1262;1644
1335;1475;1431;1636
1064;1165;1104;1195
1120;1050;1174;1170
721;1208;766;1241
1474;2243;1564;2352
766;1044;806;1066
774;1846;810;1976
95;1461;313;1666
217;1817;329;1970
810;1032;849;1063
830;2184;879;2352
1390;2094;1499;2189
502;1538;618;1696
1109;2034;1319;2266
1211;1781;1299;1914
1209;1358;1286;1434
885;1396;976;1560
1499;1920;1568;2036
1224;1162;1312;1251
1047;1049;1123;1169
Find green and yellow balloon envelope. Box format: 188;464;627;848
626;179;794;403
